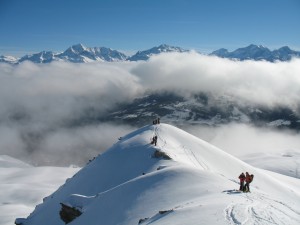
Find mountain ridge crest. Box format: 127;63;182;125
1;44;299;64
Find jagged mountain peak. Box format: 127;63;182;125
67;43;87;53
246;44;266;49
128;44;188;61
58;44;127;62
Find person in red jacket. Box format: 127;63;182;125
244;172;253;192
238;172;246;191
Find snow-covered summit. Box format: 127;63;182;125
67;43;86;53
128;44;188;61
57;44;127;63
16;123;300;225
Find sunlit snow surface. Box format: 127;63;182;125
0;156;79;225
1;124;300;225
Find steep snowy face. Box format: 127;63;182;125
16;124;300;225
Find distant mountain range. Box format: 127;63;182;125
210;44;300;62
1;44;299;64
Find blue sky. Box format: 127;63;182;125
0;0;299;56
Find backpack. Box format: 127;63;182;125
250;174;254;183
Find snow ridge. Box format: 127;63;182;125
16;123;300;225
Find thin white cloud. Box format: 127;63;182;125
185;123;300;158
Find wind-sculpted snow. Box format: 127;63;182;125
16;124;300;225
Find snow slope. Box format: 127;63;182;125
243;150;300;179
0;155;79;225
15;124;300;224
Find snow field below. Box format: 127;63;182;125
0;155;79;225
2;123;300;225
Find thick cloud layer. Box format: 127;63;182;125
133;52;300;108
0;53;299;166
0;61;140;165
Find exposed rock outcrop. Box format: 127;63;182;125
15;218;26;225
153;150;171;160
59;203;82;224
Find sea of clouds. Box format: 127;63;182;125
0;52;299;166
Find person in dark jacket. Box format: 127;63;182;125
151;136;158;146
238;172;246;191
154;135;157;146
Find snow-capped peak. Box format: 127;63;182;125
128;44;188;61
57;44;127;63
67;44;87;54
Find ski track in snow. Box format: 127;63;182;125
183;144;209;170
154;124;209;170
153;125;300;225
154;125;167;149
224;191;300;225
153;125;300;224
